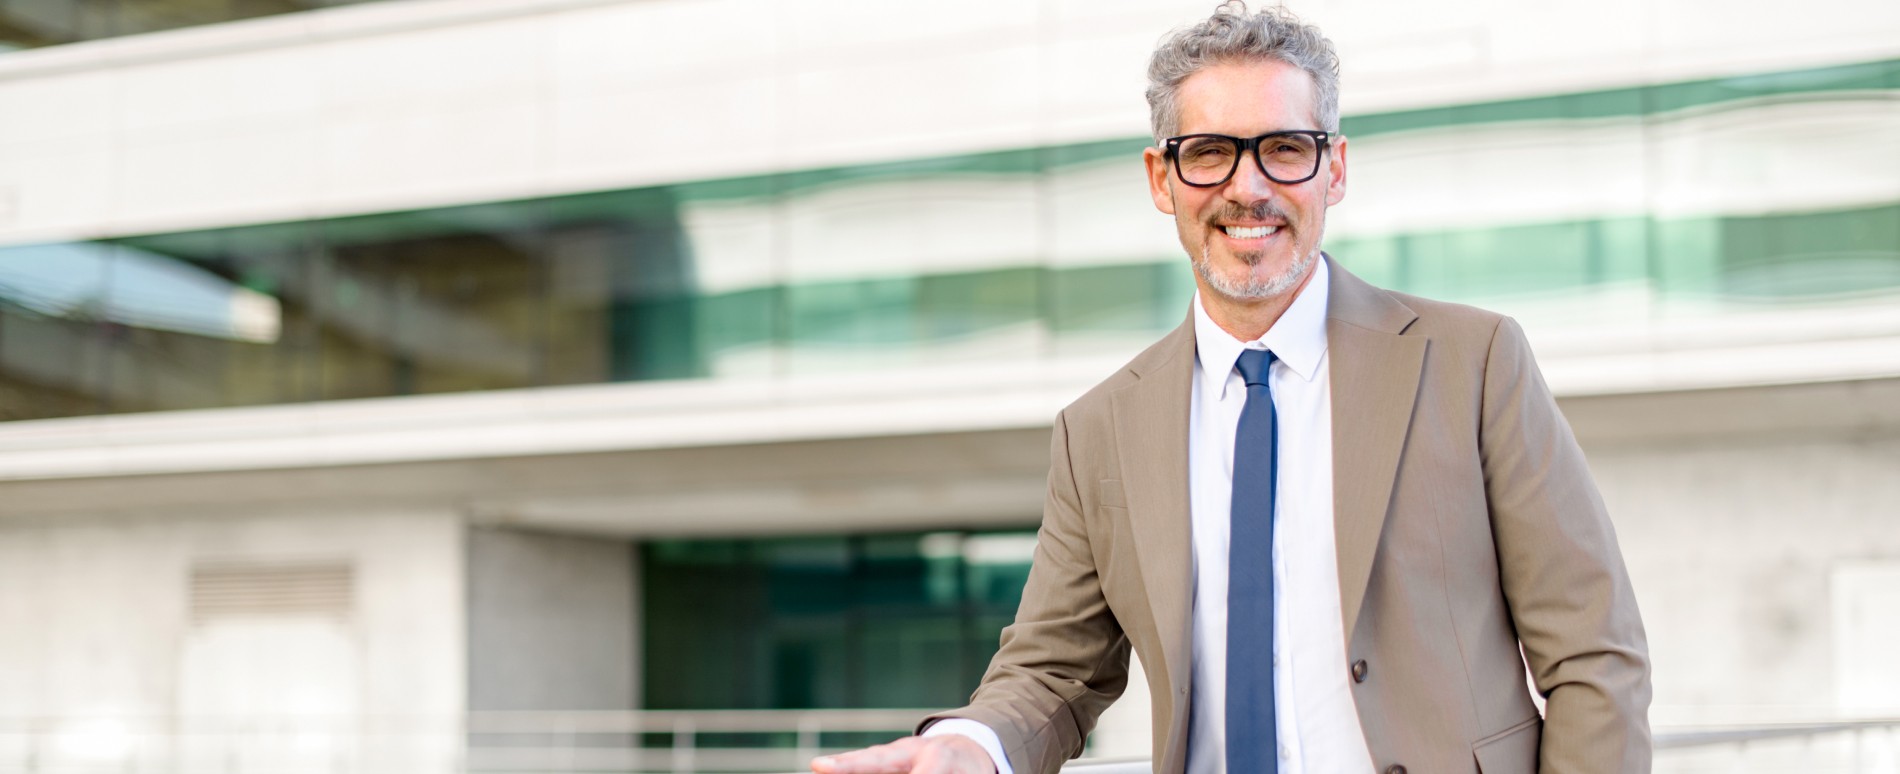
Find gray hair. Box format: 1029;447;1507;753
1145;1;1342;143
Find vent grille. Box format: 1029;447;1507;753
190;561;354;624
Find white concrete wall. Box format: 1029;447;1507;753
1563;377;1900;728
0;506;465;772
1599;435;1900;726
467;527;637;711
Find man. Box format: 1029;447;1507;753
813;4;1651;773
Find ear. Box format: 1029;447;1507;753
1324;134;1348;207
1143;145;1177;216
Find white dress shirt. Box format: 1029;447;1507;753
930;259;1373;774
1182;258;1372;774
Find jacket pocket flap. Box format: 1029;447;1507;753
1473;715;1541;774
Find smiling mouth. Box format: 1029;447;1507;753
1222;224;1280;239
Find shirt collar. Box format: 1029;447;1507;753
1191;255;1331;400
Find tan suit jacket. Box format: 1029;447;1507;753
923;258;1651;774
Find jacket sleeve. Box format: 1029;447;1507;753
1479;316;1653;773
918;409;1131;774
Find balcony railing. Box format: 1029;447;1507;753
2;709;1896;773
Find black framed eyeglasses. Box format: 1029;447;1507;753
1163;130;1331;187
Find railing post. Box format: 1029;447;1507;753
561;716;576;774
672;717;695;774
797;716;821;770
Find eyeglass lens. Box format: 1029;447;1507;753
1175;133;1321;186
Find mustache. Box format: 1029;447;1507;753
1206;201;1290;227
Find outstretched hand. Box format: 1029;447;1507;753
810;734;998;774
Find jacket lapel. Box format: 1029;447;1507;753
1326;259;1425;643
1109;314;1196;769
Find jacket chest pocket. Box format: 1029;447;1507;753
1093;479;1141;609
1099;478;1128;509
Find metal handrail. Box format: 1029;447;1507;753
1049;719;1900;772
3;710;1894;773
467;707;933;734
1655;717;1900;749
473;712;1900;772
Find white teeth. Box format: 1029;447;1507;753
1223;225;1279;239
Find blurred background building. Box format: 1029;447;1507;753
0;0;1897;772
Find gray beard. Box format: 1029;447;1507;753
1195;243;1319;300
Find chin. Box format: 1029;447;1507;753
1197;245;1316;301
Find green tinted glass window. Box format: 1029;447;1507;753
642;531;1035;711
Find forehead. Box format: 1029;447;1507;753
1174;59;1319;135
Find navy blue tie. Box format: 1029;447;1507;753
1228;348;1278;773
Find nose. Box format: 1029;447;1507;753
1223;149;1279;204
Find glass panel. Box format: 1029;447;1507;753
114;0;231;38
0;236;304;417
1050;264;1190;339
0;0;387;51
1718;204;1900;299
642;530;1037;711
316;205;547;400
672;180;784;380
95;225;313;414
0;243;110;419
0;0;80;51
1044;142;1195;358
780;151;1045;374
2;59;1896;420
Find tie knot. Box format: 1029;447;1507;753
1234;348;1275;386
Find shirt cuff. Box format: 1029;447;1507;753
920;717;1014;774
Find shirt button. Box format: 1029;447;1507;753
1280;745;1291;760
1385;765;1407;774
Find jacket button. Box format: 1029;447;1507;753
1384;766;1406;774
1351;659;1369;683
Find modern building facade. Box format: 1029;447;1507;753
1;0;1898;771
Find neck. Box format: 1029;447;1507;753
1199;261;1318;342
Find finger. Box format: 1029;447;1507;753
812;743;910;774
812;737;925;774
